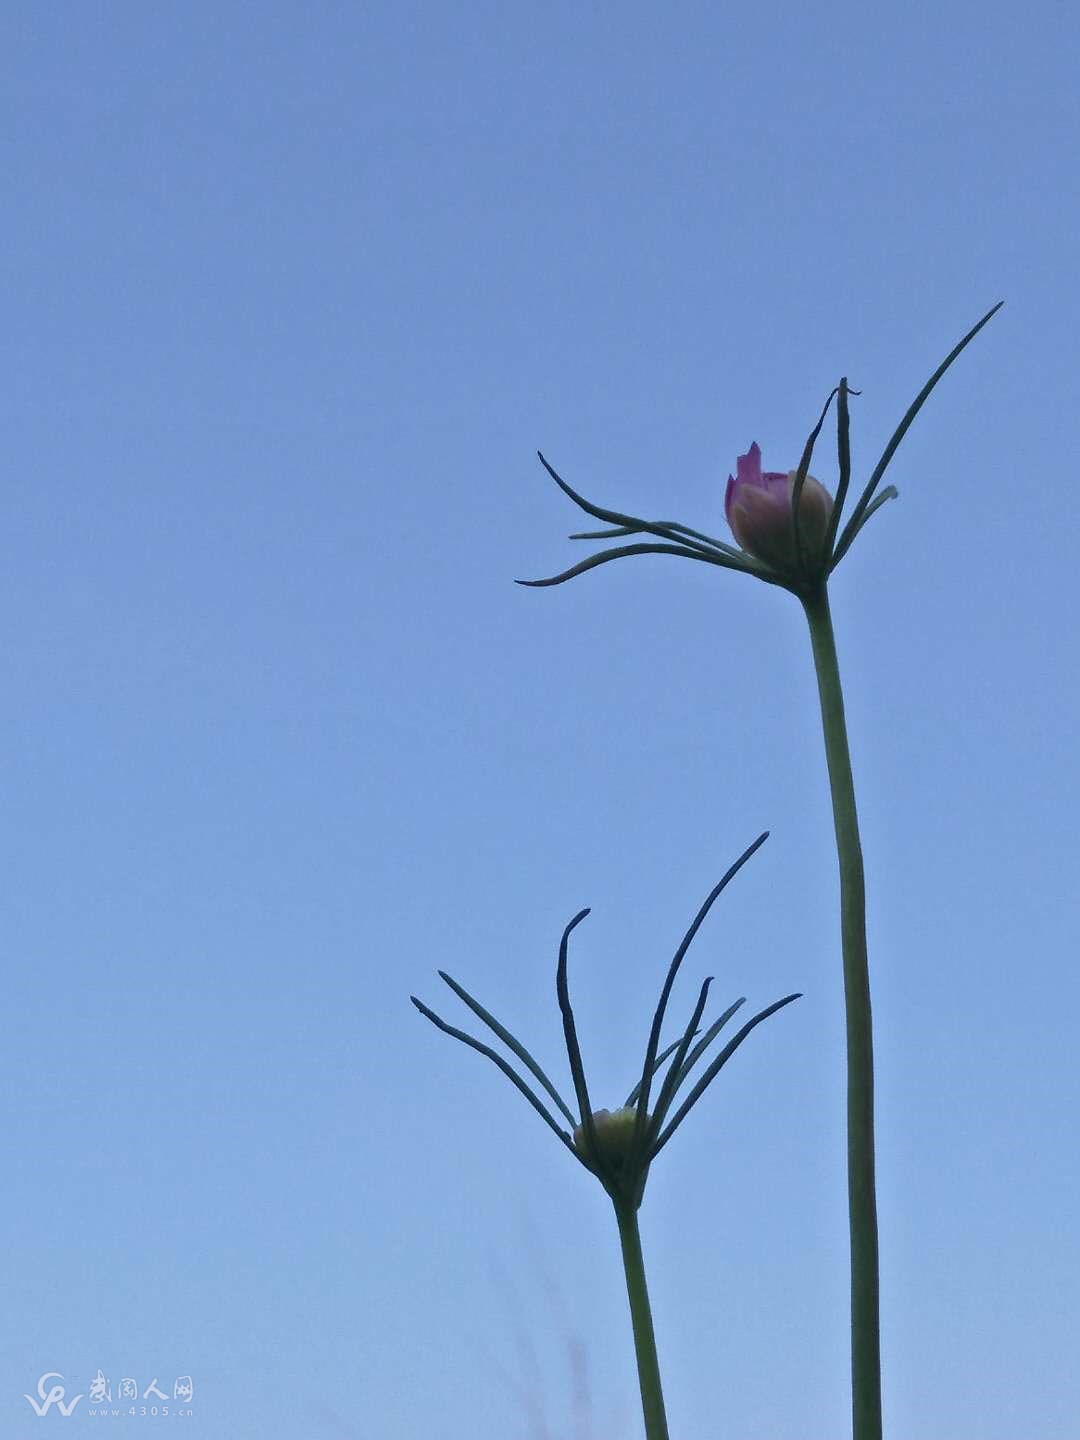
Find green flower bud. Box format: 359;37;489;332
573;1106;641;1170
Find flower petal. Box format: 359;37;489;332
724;473;738;527
735;442;762;487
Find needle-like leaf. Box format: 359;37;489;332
629;833;770;1161
645;976;714;1141
534;452;764;569
555;909;599;1167
832;301;1003;567
792;387;841;576
570;519;752;565
623;1034;699;1110
536;450;640;529
665;995;747;1102
831;486;898;565
438;970;577;1127
650;993;802;1158
823;376;853;561
569;525;644;541
516;542;747;589
410;996;582;1162
662;520;762;564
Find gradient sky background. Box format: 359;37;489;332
3;4;1078;1438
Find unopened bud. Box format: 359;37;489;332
725;441;834;572
573;1106;640;1169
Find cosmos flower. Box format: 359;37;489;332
724;441;834;573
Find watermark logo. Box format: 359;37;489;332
22;1373;84;1417
22;1368;194;1419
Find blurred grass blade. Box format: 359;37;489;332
438;969;577;1127
650;993;802;1158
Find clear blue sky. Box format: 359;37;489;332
3;4;1077;1438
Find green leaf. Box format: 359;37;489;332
791;386;840;575
516;542;739;588
628;833;770;1162
410;996;582;1162
650;993;802;1158
569;525;643;541
623;1033;698;1110
438;970;577;1127
530;451;768;581
832;301;1003;568
645;976;714;1139
841;485;898;551
570;518;753;566
667;996;747;1098
823;376;853;560
555;908;599;1165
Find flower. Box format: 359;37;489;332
724;442;834;573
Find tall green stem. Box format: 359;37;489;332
802;584;882;1440
615;1201;669;1440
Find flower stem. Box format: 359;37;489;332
802;584;882;1440
615;1201;670;1440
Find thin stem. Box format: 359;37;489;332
802;585;882;1440
614;1202;669;1440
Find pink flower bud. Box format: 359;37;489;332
573;1106;639;1169
724;442;834;572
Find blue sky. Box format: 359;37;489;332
3;4;1077;1437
